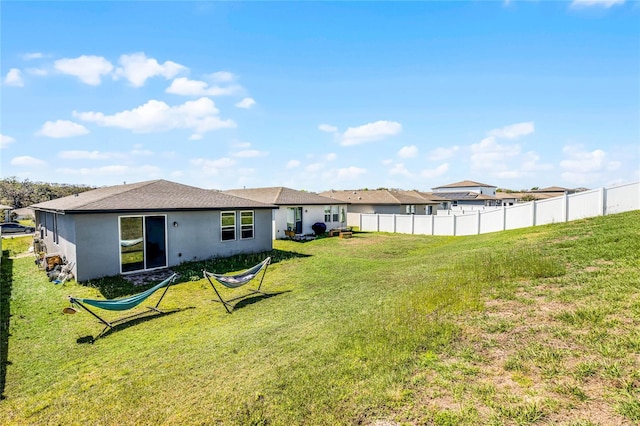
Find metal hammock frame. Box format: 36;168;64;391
202;257;271;313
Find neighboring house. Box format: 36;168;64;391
30;180;277;282
431;180;501;210
494;186;583;206
319;189;437;215
223;187;349;239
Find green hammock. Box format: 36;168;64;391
203;257;271;313
65;273;178;337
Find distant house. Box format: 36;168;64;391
223;187;349;239
431;180;501;210
11;207;34;221
31;180;277;282
319;189;438;215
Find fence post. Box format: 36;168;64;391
452;214;457;236
376;214;380;232
393;214;397;233
503;205;507;231
531;200;537;227
411;214;415;235
477;210;481;235
600;187;606;216
359;213;363;231
563;193;569;222
431;214;435;236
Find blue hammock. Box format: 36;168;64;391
65;273;177;336
203;257;271;313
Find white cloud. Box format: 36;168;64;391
114;53;187;87
36;120;89;138
57;164;161;177
341;120;402;146
54;55;114;85
428;146;459;161
74;97;235;139
470;136;522;172
325;153;337;161
559;144;618;185
398;145;418;159
318;124;338;133
389;163;412;177
235;97;256;109
420;163;449;179
190;157;236;176
487;122;534;139
208;71;236;83
4;68;24;86
335;166;366;180
58;150;116;160
306;163;324;173
232;149;268;158
166;77;241;96
286;160;301;169
571;0;625;8
1;134;16;149
23;52;45;60
26;68;48;76
11;156;46;167
232;141;252;149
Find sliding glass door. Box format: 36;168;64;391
119;215;167;274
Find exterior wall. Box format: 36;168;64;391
347;204;429;215
37;208;274;282
434;185;497;196
356;182;639;237
272;205;346;239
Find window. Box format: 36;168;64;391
405;205;416;214
221;211;236;241
240;211;254;239
331;205;339;222
324;206;331;222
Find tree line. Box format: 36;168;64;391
0;177;95;210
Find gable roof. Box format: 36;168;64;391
318;189;431;205
224;187;347;206
30;180;276;213
431;191;499;201
432;180;496;189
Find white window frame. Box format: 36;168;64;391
240;210;254;240
221;211;236;242
324;206;331;222
331;205;339;222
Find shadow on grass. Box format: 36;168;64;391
76;307;194;344
85;248;310;299
0;251;13;400
213;290;292;313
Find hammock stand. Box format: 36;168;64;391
65;273;178;337
203;257;271;313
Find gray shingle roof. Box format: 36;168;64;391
432;180;496;189
31;180;276;213
224;187;348;206
318;189;431;205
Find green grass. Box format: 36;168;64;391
1;211;639;425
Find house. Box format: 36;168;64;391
223;187;349;239
319;189;438;215
431;180;501;210
30;180;277;282
11;207;35;221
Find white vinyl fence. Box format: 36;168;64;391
352;181;639;237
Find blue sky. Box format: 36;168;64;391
1;1;638;192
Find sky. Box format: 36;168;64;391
1;1;639;193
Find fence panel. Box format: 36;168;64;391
567;189;602;221
480;208;503;234
505;203;533;230
606;182;640;214
414;215;432;235
395;215;413;234
361;214;378;231
456;213;478;236
378;214;395;233
433;215;454;235
535;197;565;225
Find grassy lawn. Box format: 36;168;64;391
1;211;639;425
